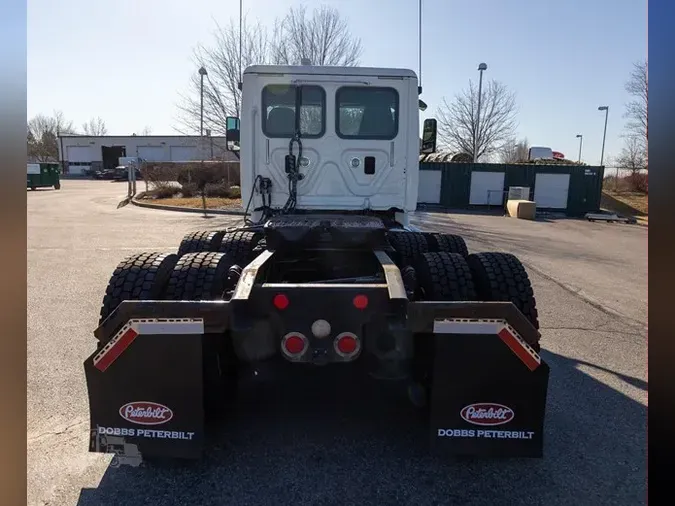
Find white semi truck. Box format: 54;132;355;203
84;64;549;465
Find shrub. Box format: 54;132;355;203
627;172;648;193
140;164;180;186
175;161;241;187
228;185;241;198
603;172;648;194
179;183;198;198
204;182;232;198
144;185;179;199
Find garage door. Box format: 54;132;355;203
469;171;505;205
138;146;166;161
169;146;197;161
418;170;441;204
534;173;570;209
66;145;96;162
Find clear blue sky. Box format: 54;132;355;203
28;0;646;166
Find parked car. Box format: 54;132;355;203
92;168;117;180
110;165;142;181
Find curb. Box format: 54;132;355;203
130;197;246;216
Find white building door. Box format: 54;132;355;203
138;146;166;161
417;170;442;204
469;171;505;205
534;173;570;209
170;146;197;161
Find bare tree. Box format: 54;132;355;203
271;5;362;66
623;60;647;144
437;79;518;161
140;126;153;135
82;116;108;136
174;6;361;135
175;16;274;136
499;137;530;163
27;111;77;162
614;135;647;175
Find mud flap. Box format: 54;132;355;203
84;318;205;463
429;319;549;458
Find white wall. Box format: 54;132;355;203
58;135;233;165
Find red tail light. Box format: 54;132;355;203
353;294;368;309
334;332;360;357
273;293;289;310
281;332;307;358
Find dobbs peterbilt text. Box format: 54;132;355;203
437;429;535;439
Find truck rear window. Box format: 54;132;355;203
262;85;325;138
336;87;399;140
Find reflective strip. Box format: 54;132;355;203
132;320;204;335
433;320;503;335
432;318;541;371
94;318;204;372
499;324;541;371
94;325;139;372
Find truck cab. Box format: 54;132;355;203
232;65;436;227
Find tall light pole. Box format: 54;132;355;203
576;134;583;163
598;106;609;166
198;66;209;216
199;66;208;137
474;62;488;163
418;0;422;93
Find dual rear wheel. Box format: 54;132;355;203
386;230;539;341
97;231;260;418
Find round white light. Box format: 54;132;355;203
311;319;331;339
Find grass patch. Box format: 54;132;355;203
601;190;648;217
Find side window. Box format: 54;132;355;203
262;85;325;138
336;87;399;140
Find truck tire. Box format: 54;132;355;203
54;182;61;190
424;233;468;257
98;252;178;325
387;231;428;266
217;230;261;266
177;230;225;256
467;252;540;347
410;252;475;411
164;251;233;301
414;252;476;301
163;251;238;418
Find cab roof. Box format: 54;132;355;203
244;65;417;79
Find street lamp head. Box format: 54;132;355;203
198;66;208;76
478;63;488;71
598;106;608;111
576;134;582;138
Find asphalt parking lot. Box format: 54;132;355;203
28;180;647;506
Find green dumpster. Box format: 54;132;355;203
27;163;61;190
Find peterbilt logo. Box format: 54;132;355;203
119;402;173;425
460;403;514;426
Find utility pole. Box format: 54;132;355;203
199;66;208;217
474;63;488;163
